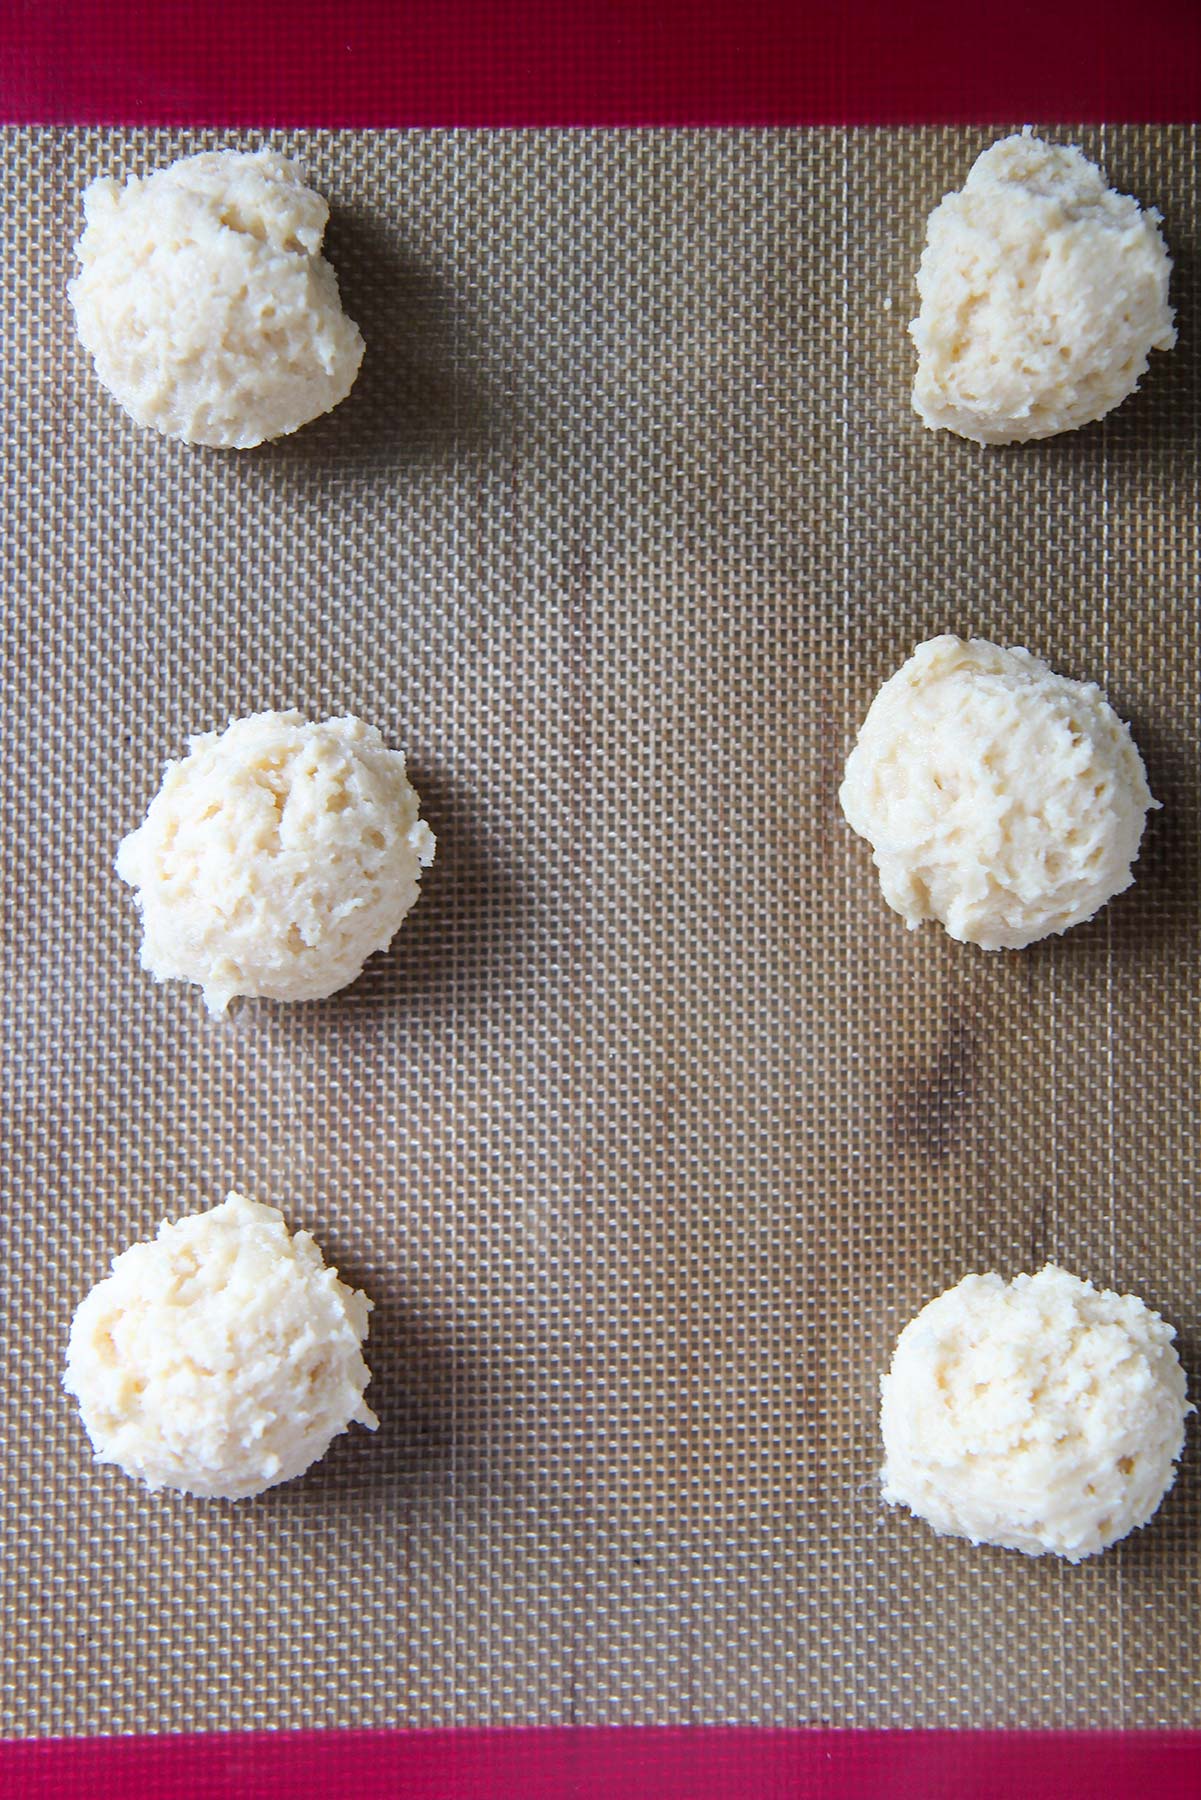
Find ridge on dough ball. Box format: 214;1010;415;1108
910;129;1175;444
68;149;364;448
880;1265;1190;1561
63;1193;378;1500
838;635;1157;950
116;710;436;1015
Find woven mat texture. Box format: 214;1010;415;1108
2;127;1199;1734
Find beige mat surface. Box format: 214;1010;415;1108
2;126;1198;1734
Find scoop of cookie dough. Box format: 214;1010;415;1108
117;710;435;1015
64;1192;378;1499
839;635;1156;949
911;130;1175;444
880;1265;1190;1561
69;148;364;447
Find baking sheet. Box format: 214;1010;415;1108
2;125;1198;1733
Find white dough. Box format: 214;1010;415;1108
911;130;1175;444
64;1193;378;1500
117;710;435;1015
69;149;364;447
880;1266;1190;1561
839;636;1156;950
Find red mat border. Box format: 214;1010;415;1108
2;1728;1200;1798
3;0;1201;127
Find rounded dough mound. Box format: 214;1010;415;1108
117;710;436;1015
64;1193;378;1500
880;1266;1190;1561
69;148;364;448
911;130;1175;444
839;636;1156;950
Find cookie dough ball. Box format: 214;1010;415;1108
911;130;1175;444
839;636;1156;949
64;1193;378;1499
880;1266;1190;1561
69;148;364;447
117;711;436;1015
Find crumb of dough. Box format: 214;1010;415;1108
69;149;364;447
116;710;435;1015
910;129;1174;444
838;635;1156;950
64;1192;378;1500
880;1265;1190;1560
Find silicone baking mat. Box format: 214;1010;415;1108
3;124;1199;1738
